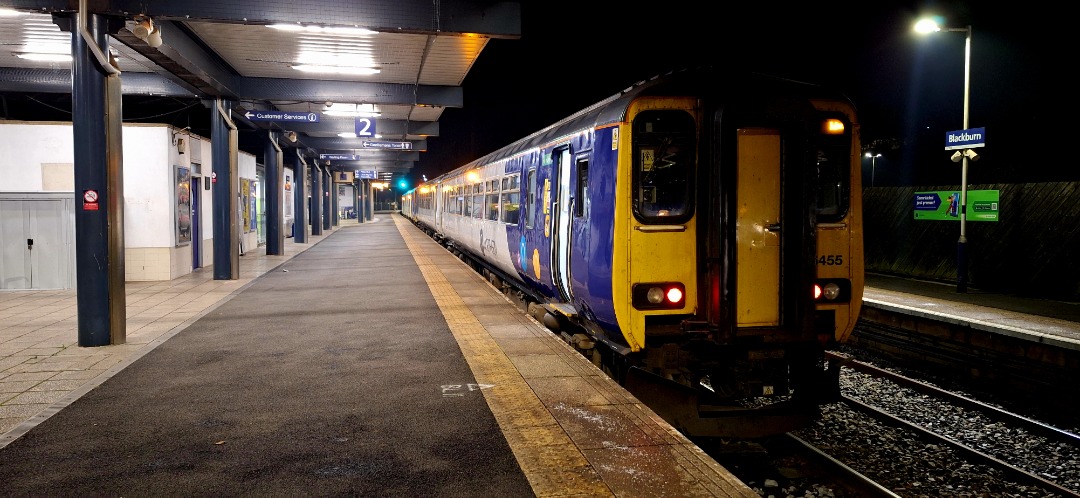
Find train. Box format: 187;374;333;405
400;66;864;438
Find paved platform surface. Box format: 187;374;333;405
3;213;1076;495
0;216;753;497
862;273;1080;350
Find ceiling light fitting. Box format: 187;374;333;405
131;17;162;48
292;64;380;75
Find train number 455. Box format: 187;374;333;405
817;255;844;266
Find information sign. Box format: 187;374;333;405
913;190;999;221
243;110;319;123
944;127;986;150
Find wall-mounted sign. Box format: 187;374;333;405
913;190;999;221
83;189;99;211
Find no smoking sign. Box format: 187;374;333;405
83;189;100;211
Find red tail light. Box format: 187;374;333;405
633;283;686;310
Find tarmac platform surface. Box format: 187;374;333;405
0;216;753;497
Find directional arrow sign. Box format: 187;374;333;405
243;111;320;123
319;154;361;161
362;141;412;150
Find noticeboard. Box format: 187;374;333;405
913;190;999;221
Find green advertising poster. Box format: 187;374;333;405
913;190;999;221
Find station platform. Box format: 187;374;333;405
2;216;1077;495
862;273;1080;351
0;215;754;497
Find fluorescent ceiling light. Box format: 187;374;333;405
16;53;72;62
323;103;381;117
292;64;380;75
0;8;21;16
268;24;376;36
337;132;357;138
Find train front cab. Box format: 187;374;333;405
614;88;863;438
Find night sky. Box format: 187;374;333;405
414;1;1072;187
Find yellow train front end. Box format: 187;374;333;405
606;78;863;438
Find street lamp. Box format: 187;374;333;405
915;17;973;293
865;152;882;187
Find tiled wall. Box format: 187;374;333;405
125;247;174;281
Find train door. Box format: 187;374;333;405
735;128;781;326
552;147;573;301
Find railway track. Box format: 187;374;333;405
703;352;1080;497
794;352;1080;497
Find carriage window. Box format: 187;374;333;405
486;178;500;221
501;174;520;224
472;182;484;219
575;159;588;217
525;169;537;229
632;110;695;223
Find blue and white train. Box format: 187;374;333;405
401;66;864;438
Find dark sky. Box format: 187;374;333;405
415;1;1071;187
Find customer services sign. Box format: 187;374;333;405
913;190;999;221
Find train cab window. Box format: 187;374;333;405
501;174;520;224
814;114;852;223
632;110;695;224
525;169;537;229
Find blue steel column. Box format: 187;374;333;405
310;162;323;236
356;179;365;223
71;12;126;347
322;169;332;230
212;99;239;279
354;181;362;222
292;151;307;243
264;132;283;255
332;179;340;226
366;181;374;221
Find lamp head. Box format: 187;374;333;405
963;148;980;161
147;25;162;48
950;151;963;163
131;19;153;40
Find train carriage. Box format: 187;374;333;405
401;66;863;438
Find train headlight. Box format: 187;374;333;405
813;279;851;303
633;283;686;310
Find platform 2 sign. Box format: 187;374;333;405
913;190;999;221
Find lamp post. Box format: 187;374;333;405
915;18;972;293
865;152;882;187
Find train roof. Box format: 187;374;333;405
418;66;852;187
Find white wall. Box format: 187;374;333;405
0;121;262;281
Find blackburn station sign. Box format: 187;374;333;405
944;127;985;150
